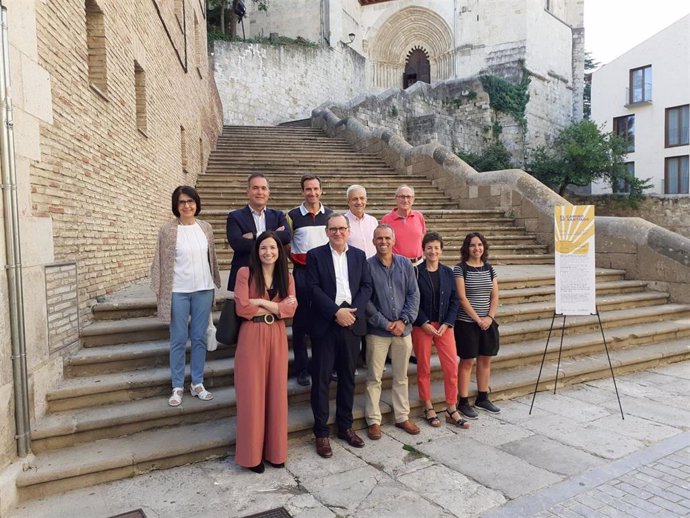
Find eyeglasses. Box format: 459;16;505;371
178;199;196;206
396;195;414;199
327;227;349;234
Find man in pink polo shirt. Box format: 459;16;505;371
381;185;426;266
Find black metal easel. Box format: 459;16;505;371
529;306;624;419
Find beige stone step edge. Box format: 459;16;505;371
55;307;690;412
36;319;690;451
17;341;690;500
85;286;655;347
90;272;630;321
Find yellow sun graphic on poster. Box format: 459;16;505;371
555;205;595;255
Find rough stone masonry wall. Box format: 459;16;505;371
327;79;523;160
32;0;223;313
213;40;366;125
569;195;690;240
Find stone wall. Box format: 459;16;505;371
569;195;690;240
213;40;366;125
0;0;223;505
312;108;690;305
328;78;525;162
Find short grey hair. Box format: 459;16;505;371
326;212;350;228
395;184;415;196
373;223;395;238
347;184;367;199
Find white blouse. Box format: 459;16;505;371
172;222;215;293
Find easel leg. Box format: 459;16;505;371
530;312;557;414
596;307;625;419
553;315;567;394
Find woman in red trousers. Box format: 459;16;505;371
234;231;297;473
412;232;469;429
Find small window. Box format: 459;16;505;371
85;0;107;94
629;65;652;104
614;162;634;194
666;105;689;148
194;11;202;73
665;156;689;194
613;115;635;153
134;61;147;134
199;137;204;173
181;126;188;173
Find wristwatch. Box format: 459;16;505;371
402;318;409;325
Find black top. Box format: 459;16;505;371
428;269;441;323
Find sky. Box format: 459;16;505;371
585;0;690;67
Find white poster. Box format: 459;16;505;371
555;205;596;316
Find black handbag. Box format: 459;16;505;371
216;299;241;345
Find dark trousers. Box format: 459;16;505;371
310;323;360;437
291;267;310;375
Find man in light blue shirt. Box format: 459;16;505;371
365;224;420;439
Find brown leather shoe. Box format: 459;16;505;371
367;423;382;440
395;419;420;435
337;428;365;448
315;437;333;458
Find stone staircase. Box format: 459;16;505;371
16;125;690;500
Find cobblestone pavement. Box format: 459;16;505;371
11;362;690;518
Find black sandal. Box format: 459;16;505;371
445;408;470;429
423;407;442;427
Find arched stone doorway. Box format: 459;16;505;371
404;47;430;89
368;6;453;90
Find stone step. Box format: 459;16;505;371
63;304;690;411
40;317;690;452
214;242;546;256
89;269;629;322
498;304;690;344
63;339;235;377
19;337;690;500
498;291;669;323
500;279;649;304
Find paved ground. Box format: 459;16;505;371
11;361;690;518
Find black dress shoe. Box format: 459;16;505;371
266;461;285;468
315;437;333;458
297;370;311;386
337;428;365;448
248;461;265;473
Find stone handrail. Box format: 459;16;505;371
312;107;690;303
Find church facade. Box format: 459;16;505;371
246;0;585;129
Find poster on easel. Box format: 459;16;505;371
554;205;596;315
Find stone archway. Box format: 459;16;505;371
404;47;431;88
369;6;454;89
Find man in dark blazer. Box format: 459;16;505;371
306;213;372;458
226;173;291;290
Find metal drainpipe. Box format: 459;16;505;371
0;4;32;457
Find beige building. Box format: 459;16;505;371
0;0;222;508
591;15;690;194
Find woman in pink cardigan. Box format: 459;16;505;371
233;231;297;473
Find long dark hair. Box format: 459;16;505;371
248;231;289;298
460;232;489;263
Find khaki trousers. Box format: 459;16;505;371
365;333;413;425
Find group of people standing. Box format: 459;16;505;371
150;173;501;474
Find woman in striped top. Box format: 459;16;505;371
453;232;500;420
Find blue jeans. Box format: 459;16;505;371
170;289;214;389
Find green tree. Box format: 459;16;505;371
457;141;513;172
526;120;635;196
207;0;269;35
583;52;600;120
